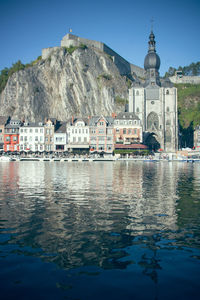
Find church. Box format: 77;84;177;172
129;31;178;152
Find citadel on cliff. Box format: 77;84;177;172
0;31;179;153
42;31;178;152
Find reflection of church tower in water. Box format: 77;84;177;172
129;31;178;152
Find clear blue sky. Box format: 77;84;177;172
0;0;199;76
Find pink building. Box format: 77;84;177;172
89;115;114;155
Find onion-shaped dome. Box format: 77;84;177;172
144;52;160;70
144;31;160;71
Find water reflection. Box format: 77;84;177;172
0;161;200;281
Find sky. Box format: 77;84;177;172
0;0;199;76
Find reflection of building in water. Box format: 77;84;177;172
1;161;197;272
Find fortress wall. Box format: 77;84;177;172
61;34;104;51
61;34;145;77
130;64;145;78
42;33;145;78
42;47;60;59
103;44;131;75
169;76;200;84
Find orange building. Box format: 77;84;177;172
4;120;21;152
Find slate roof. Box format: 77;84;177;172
89;115;114;127
116;112;140;120
55;122;67;133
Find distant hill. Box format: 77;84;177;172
176;83;200;147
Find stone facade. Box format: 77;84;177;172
129;31;178;152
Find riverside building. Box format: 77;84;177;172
89;115;114;154
129;31;178;152
19;122;45;152
66;117;90;153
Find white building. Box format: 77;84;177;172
54;122;67;152
129;31;178;152
67;117;89;152
19;122;45;152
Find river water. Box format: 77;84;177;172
0;161;200;300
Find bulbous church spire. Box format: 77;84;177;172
144;31;161;86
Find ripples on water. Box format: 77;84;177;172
0;161;200;300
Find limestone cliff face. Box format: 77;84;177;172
0;46;130;121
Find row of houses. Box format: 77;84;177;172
0;113;148;155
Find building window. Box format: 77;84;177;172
136;107;139;113
123;129;126;134
166;107;170;112
166;90;169;95
136;90;139;96
98;129;104;134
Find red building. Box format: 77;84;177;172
4;120;21;152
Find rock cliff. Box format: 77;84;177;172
0;46;132;121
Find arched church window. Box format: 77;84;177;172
166;90;169;95
136;107;139;113
165;129;171;143
147;112;159;130
136;90;139;96
166;107;170;112
166;119;171;126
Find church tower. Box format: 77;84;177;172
129;31;178;152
